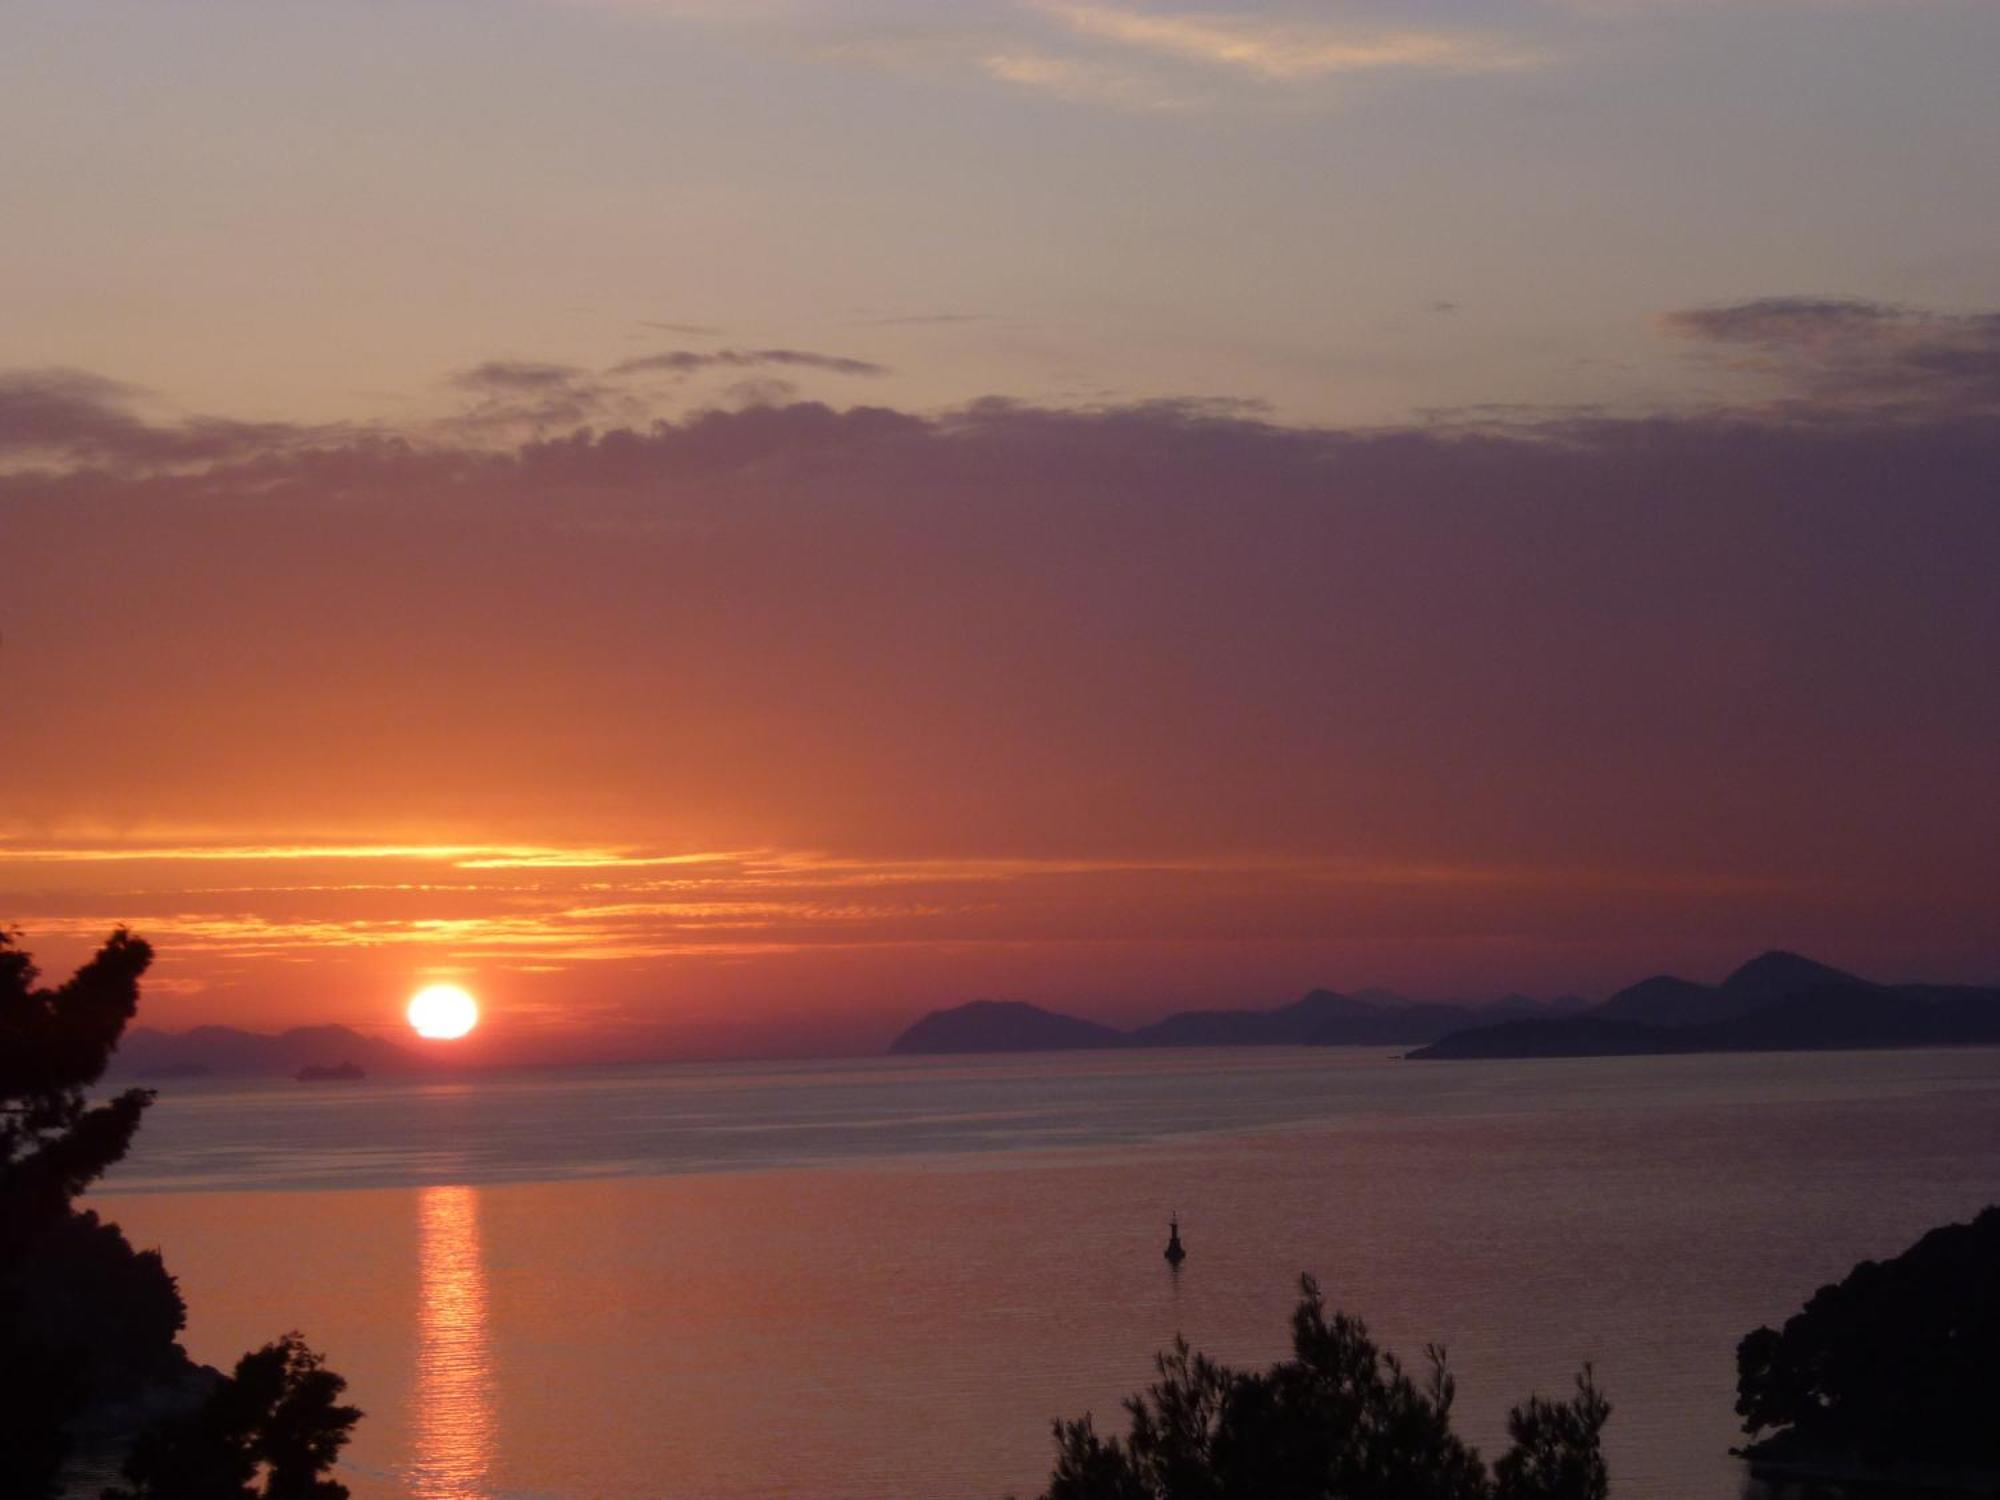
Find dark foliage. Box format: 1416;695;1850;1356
1;927;157;1220
105;1333;362;1500
0;1320;90;1500
1493;1372;1611;1500
1;930;362;1499
1736;1205;2000;1471
1043;1275;1610;1500
1;928;176;1495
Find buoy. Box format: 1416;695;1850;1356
1164;1213;1186;1267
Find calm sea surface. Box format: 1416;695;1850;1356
88;1046;2000;1499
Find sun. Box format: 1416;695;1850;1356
406;983;480;1040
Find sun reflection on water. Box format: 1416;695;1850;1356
410;1184;495;1499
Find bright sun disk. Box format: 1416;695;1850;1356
407;983;479;1040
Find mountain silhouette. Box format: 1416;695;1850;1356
889;1000;1125;1054
1594;974;1726;1027
1719;950;1867;1005
889;953;2000;1061
111;1024;420;1078
890;990;1532;1056
1125;990;1369;1047
1411;952;1999;1060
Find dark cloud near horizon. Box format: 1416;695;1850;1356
0;368;320;468
610;348;890;378
1664;296;2000;415
443;359;631;434
440;348;887;433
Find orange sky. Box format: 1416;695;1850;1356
6;393;1997;1059
5;1;1998;1058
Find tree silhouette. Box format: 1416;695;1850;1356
0;930;361;1499
1044;1276;1610;1500
104;1333;362;1500
1;928;185;1496
1494;1371;1611;1500
1736;1205;2000;1475
1;926;158;1218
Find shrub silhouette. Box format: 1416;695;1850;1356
1736;1205;2000;1474
104;1333;362;1500
1043;1275;1610;1500
0;929;361;1498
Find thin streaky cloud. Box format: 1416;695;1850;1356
548;1;1546;110
0;837;1789;895
1032;2;1547;78
0;840;748;869
610;347;891;377
979;48;1195;108
448;360;591;393
10;838;1799;976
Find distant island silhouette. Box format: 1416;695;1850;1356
294;1060;367;1083
892;987;1582;1054
891;952;2000;1061
112;1023;417;1079
1412;951;2000;1060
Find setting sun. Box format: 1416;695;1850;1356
407;983;479;1040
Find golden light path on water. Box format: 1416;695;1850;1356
410;1185;496;1499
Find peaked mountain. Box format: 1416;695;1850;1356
1589;951;1873;1029
889;1000;1125;1055
1719;950;1867;1006
1410;953;1999;1060
112;1024;421;1079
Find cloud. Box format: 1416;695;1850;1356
437;349;883;437
450;360;594;394
0;837;1807;985
555;0;1547;111
0;368;321;469
978;47;1193;109
1033;3;1544;79
722;376;802;407
609;347;891;377
1663;296;2000;416
637;320;725;336
443;359;629;435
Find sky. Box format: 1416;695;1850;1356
3;0;1997;1061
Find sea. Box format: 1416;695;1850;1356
79;1045;2000;1500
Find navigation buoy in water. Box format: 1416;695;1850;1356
1165;1213;1186;1267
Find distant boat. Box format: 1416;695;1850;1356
295;1061;366;1083
1165;1213;1186;1267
